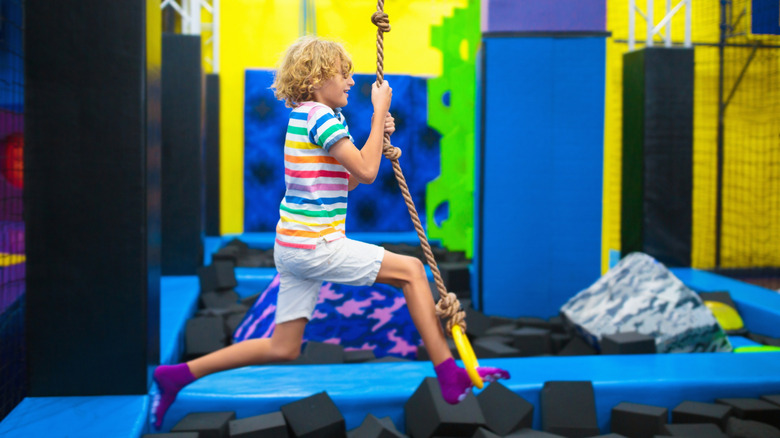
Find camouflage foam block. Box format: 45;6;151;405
560;252;732;353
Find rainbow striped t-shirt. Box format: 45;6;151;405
275;102;354;249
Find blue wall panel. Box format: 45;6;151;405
244;70;439;234
477;36;605;318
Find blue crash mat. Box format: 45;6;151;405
156;352;780;434
671;268;780;337
0;396;149;438
160;276;201;365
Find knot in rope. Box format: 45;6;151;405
371;12;391;32
435;292;467;334
382;143;401;160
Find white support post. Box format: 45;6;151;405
187;0;201;35
647;0;654;47
665;0;672;47
684;0;691;48
161;0;219;72
628;0;692;51
629;0;636;51
213;0;219;72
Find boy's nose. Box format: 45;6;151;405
348;76;355;86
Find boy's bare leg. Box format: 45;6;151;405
375;251;452;366
375;250;509;404
152;317;307;428
187;317;308;378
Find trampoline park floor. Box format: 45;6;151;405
2;233;780;437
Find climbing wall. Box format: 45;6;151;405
243;70;440;233
426;0;481;258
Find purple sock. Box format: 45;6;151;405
434;358;511;405
152;363;196;429
434;358;474;404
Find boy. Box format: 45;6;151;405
151;36;508;429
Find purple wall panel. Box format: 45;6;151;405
482;0;606;33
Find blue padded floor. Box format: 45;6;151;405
0;396;149;438
160;276;201;365
160;352;780;434
155;267;780;434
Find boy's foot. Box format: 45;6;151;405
434;358;510;404
151;363;196;429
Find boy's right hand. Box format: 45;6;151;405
372;80;392;114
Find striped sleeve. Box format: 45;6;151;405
307;104;351;151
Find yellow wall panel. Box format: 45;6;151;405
605;0;779;270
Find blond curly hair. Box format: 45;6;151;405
272;36;354;108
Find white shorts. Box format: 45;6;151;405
273;237;385;324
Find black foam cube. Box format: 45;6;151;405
404;377;486;438
557;336;598;356
213;245;241;264
511;327;552;356
229;411;288;438
224;238;250;253
172;411;236;438
476;382;533;435
344;349;376;363
280;392;345;438
347;414;405;438
488;316;517;328
474;335;514;345
550;333;572;354
417;339;458;362
504;429;566;437
515;317;553;330
198;261;238;292
601;332;656;355
196;304;247;318
198;265;219;292
586;435;628;438
472;427;501;438
611;402;668;438
726;417;780;438
225;313;245;339
747;332;780;347
485;324;517;336
201;290;240;309
698;290;737;308
547;316;568;334
465;306;492;338
185;316;227;360
439;261;471;298
141;433;200;438
762;394;780;407
302;341;345;364
540;381;599;438
473;339;521;358
662;423;728;437
671;400;732;429
716;397;780;428
237;249;275;268
241;292;261;308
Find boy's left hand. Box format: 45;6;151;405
384;112;395;136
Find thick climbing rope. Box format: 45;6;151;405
371;1;466;336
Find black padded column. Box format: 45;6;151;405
204;74;221;236
622;47;694;267
24;0;161;396
162;34;204;275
